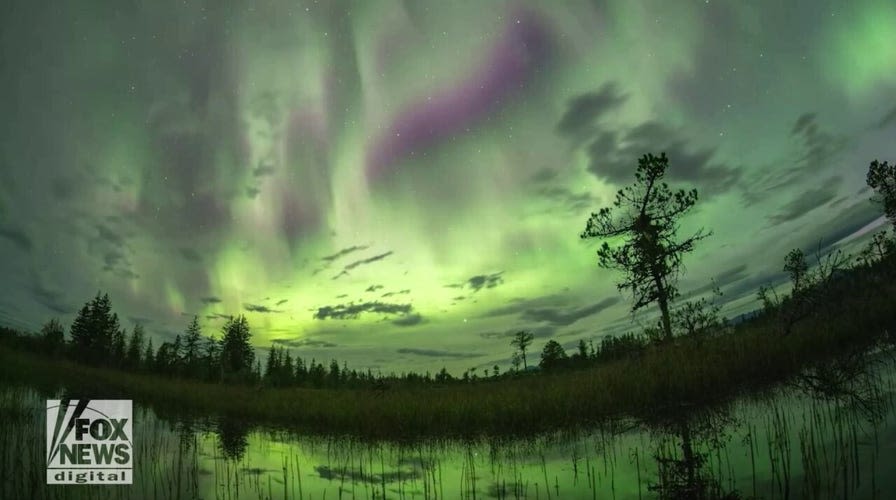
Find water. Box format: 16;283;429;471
2;359;895;499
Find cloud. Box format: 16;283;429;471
583;120;742;196
790;113;849;169
381;289;411;297
478;325;556;340
536;185;597;214
767;181;840;224
314;301;412;320
205;313;232;321
878;106;896;129
334;251;393;278
128;316;154;325
365;284;384;292
320;245;369;263
94;223;126;247
465;272;504;292
558;83;739;196
0;225;32;252
275;299;288;306
521;297;620;327
529;168;559;184
396;348;483;359
245;303;280;313
272;337;338;348
30;282;72;315
679;264;749;301
479;294;568;318
89;220;139;280
744;113;849;205
252;164;276;177
556;82;626;141
201;296;222;304
796;199;882;254
722;270;788;303
179;247;202;262
392;313;424;326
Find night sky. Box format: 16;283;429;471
1;0;893;373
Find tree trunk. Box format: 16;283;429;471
679;420;697;491
653;267;674;341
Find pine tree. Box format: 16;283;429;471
143;338;155;371
283;350;295;387
126;324;145;368
539;340;568;371
328;359;341;387
88;293;117;360
182;316;202;373
264;346;280;386
220;315;255;381
111;327;126;365
580;153;709;342
295;356;306;385
204;335;222;382
69;304;91;357
172;334;183;373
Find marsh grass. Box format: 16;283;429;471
2;373;894;500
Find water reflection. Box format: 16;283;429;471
647;412;741;500
1;352;895;499
217;416;251;461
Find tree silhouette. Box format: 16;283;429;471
111;327;126;366
69;293;123;364
510;330;534;369
539;340;568;371
672;286;724;339
125;324;145;369
143;337;154;370
220;315;255;382
859;230;895;265
784;248;809;293
40;319;65;355
69;304;91;357
182;316;203;374
580;153;710;342
867;159;896;227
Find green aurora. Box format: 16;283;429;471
0;0;894;373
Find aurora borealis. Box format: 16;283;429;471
1;0;894;373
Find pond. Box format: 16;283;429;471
2;355;895;499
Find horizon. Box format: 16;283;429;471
1;0;894;374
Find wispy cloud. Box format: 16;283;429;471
314;300;412;320
321;245;369;263
332;251;393;279
392;313;424;326
272;337;338;348
396;348;483;359
245;303;281;314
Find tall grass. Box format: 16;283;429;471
1;304;891;440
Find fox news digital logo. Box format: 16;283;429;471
46;399;133;484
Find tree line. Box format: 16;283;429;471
1;156;893;389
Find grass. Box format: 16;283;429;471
2;287;894;441
1;350;893;499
